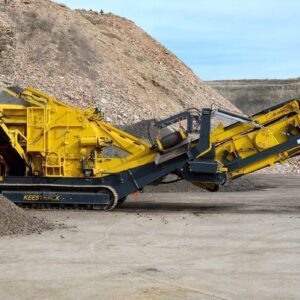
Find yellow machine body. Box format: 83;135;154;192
0;85;300;210
1;87;300;180
0;87;157;178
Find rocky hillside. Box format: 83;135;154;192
0;0;235;126
207;78;300;114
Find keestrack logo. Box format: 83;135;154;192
23;194;61;201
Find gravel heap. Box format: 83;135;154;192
0;0;236;125
0;195;52;237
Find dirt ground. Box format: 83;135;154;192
1;175;300;299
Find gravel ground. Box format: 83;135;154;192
144;173;300;193
0;174;297;237
1;174;300;299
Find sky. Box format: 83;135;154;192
58;0;300;80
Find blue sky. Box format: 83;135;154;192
58;0;300;80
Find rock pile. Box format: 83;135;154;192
0;0;236;126
0;17;14;74
0;195;52;236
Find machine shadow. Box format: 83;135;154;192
118;201;300;215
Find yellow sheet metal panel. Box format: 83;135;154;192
254;128;279;150
19;87;155;177
26;107;46;152
1;85;300;181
